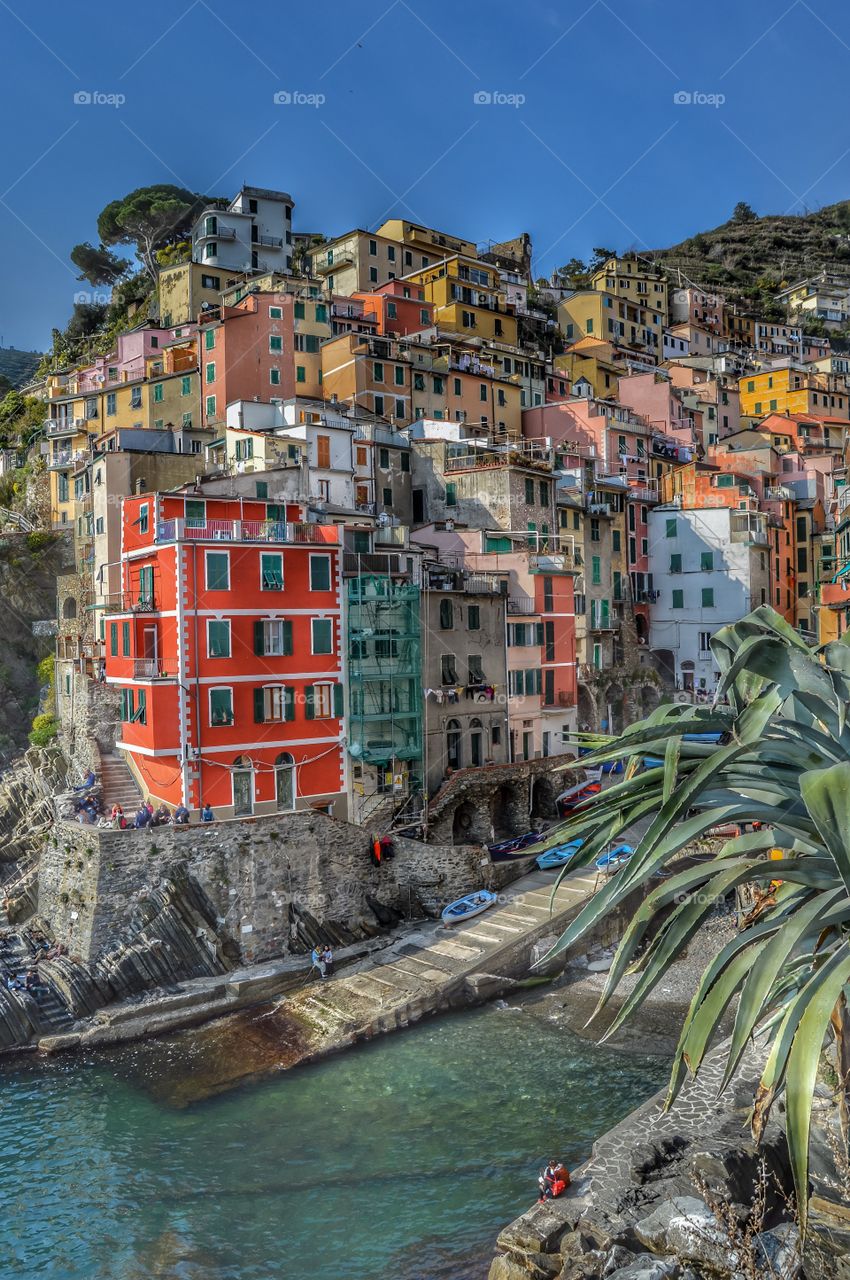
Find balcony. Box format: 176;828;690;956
155;519;339;546
103;592;158;614
529;550;576;573
196;225;237;242
730;513;769;546
507;597;539;615
588;618;621;633
315;251;354;274
132;659;174;679
426;570;504;594
253;233;283;248
46;418;84;437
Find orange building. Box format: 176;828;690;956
199;292;296;429
353;280;435;337
105;489;345;819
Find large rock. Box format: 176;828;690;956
497;1199;584;1255
634;1196;730;1273
754;1222;800;1278
605;1259;681;1280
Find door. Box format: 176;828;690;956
143;626;158;678
233;768;254;816
275;754;294;810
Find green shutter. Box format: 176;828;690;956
254;688;265;723
333;683;344;717
282;620;293;656
284;687;295;721
305;686;314;719
254;621;265;655
535;622;544;645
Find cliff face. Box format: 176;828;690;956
0;530;71;764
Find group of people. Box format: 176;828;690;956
537;1159;570;1202
73;792;104;825
1;928;67;999
310;944;335;980
108;801;213;829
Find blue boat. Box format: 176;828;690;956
441;889;498;926
536;839;583;870
595;844;634;873
487;830;543;860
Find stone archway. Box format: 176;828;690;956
63;596;77;619
452;799;477;842
491;782;526;840
531;774;560;824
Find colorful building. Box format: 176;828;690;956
105;489;345;819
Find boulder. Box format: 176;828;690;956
497;1200;583;1256
605;1258;681;1280
634;1196;730;1273
754;1222;801;1278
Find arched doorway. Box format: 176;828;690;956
452;798;476;842
469;717;483;767
445;718;462;771
232;755;254;816
63;597;77;619
275;752;295;811
491;782;520;840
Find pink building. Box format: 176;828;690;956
198;292;296;428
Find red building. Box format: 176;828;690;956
105;489;346;819
353;280;434;337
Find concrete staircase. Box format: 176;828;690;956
98;752;142;811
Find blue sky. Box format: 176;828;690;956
2;0;850;351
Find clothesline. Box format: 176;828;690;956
422;684;500;703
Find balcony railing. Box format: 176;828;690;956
507;597;539;614
46;418;84;436
253;234;283;248
426;571;504;594
155;519;339;545
132;659;173;679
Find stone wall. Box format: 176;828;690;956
57;671;122;778
38;809;490;964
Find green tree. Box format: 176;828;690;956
28;713;59;747
97;185;210;281
70;241;129;287
539;607;850;1232
732;201;758;224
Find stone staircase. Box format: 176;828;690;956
98;751;142;811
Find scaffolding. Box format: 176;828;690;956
346;574;423;801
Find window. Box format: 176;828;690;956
445;482;457;507
672;589;684;609
439;599;454;629
205;551;229;591
400;451;410;473
700;551;714;571
208;619;231;657
379;447;390;469
110;623;118;656
373;362;384;382
441;654;458;685
369;267;379;284
591;555;601;585
210;687;234;726
480;383;488;402
205;362;215;384
310;555;331;591
525;478;535;504
121;620;130;656
702;588;715;607
205;395;216;417
106;392;116;415
201;274;220;289
296;366;306;384
369;238;377;255
414;373;425;391
270;368;281;386
312;618;333;654
138;503;149;536
394;365;404;386
269;336;282;353
420;308;430;325
305;683;340;719
468;654;484;684
665;518;677;538
670;552;682;573
539;481;549;506
468;605;480;629
383;487;392;506
433;375;444;394
204;329;216;351
254;619;293;656
255;685;295;723
131;387;142;409
374;394;384;415
590;518;600;542
699;630;712;653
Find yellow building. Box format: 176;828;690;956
206;426;304;474
376;219;477;261
158;261;245;326
738;366;850;419
44;373;100;529
406;255;518;346
553;339;625;400
559;291;661;359
308;229;408;297
589;256;669;326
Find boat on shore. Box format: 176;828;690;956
595;845;633;873
487;830;543;861
536;840;583;870
441;890;498;925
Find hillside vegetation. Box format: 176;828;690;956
649;198;850;319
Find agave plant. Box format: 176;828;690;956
539;606;850;1231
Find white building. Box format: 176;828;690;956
192;186;294;275
648;504;770;694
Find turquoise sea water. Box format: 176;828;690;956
0;1004;666;1279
